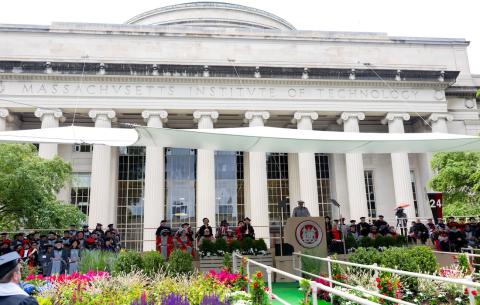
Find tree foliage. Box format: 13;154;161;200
0;144;85;229
430;152;480;216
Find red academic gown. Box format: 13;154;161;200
176;237;195;257
156;235;174;258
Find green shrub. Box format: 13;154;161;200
229;240;241;252
199;239;216;256
223;252;232;272
253;239;268;252
382;236;395;247
406;246;438;274
348;247;381;266
78;250;117;273
142;251;165;276
167;249;194;275
374;235;385;249
395;235;408;247
345;234;358;249
241;237;254;252
113;250;143;275
358;237;374;249
215;238;228;255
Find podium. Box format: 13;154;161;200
284;217;328;257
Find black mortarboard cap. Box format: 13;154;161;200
0;252;20;279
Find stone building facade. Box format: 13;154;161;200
0;2;479;250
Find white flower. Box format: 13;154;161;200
454;297;462;303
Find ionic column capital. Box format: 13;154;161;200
381;112;410;125
34;108;64;120
0;108;13;122
336;112;365;125
141;110;168;123
244;111;270;122
292;112;318;123
193;110;219;123
427;113;453;123
88;109;116;122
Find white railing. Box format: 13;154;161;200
294;252;480;305
232;253;382;305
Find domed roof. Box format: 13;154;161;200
125;2;295;30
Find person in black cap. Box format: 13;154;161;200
81;224;91;238
373;215;389;235
0;252;38;305
292;200;310;217
357;217;371;237
92;223;104;239
195;218;213;242
242;217;255;240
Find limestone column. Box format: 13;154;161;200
244;111;270;244
193;111;219;228
88;109;116;228
428;113;452;134
142;110;168;251
337;112;368;220
292;112;320;216
34;108;63;159
0;108;12;131
381;113;416;219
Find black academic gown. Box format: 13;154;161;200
0;295;38;305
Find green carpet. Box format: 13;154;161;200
271;282;331;305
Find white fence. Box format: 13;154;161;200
293;252;480;305
233;253;382;305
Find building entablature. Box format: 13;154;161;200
0;61;459;84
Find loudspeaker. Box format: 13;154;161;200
274;243;294;256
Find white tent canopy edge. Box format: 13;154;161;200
0;125;479;153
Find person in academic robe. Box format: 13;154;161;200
0;241;12;256
215;220;229;239
50;241;67;275
195;218;213;242
67;240;81;274
175;230;195;257
241;218;255;240
0;252;39;305
357;217;371;238
81;225;91;238
157;229;174;260
61;231;71;247
91;223;105;240
39;245;53;276
235;221;245;241
102;238;116;252
225;229;236;245
198;228;215;245
373;216;389;235
46;232;57;247
367;226;379;240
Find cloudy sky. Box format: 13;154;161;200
1;0;479;73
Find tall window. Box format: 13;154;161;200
165;148;196;230
315;153;331;217
266;153;290;237
410;170;419;217
117;147;145;251
364;170;376;218
236;152;245;222
215;151;238;226
70;173;90;215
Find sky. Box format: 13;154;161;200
0;0;479;73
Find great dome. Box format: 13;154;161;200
125;2;295;30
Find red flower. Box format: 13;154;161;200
256;272;262;278
472;290;478;296
254;282;259;288
375;278;380;283
464;288;469;295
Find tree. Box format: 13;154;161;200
430;152;480;216
0;144;86;229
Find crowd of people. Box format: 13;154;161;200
0;223;121;276
155;217;256;259
324;214;480;252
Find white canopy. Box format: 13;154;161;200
0;126;479;153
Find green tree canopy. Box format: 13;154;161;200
0;144;86;229
430;152;480;216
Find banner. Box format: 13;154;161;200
427;192;443;223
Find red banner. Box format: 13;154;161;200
427;192;443;223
